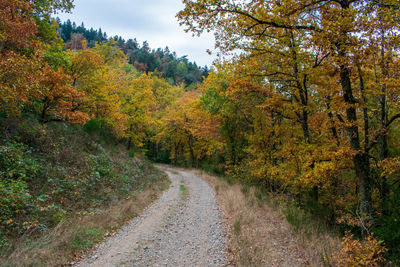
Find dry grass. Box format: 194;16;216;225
4;176;170;266
192;169;341;267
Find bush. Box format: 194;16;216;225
83;119;101;134
0;142;42;181
0;179;33;236
0;143;43;236
333;232;386;267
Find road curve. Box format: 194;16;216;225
77;166;227;267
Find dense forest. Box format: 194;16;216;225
1;0;400;266
57;19;209;87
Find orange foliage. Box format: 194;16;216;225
333;232;386;267
0;0;89;124
0;51;40;114
0;0;37;50
38;65;89;124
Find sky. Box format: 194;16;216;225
57;0;217;66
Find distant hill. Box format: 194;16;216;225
56;19;209;87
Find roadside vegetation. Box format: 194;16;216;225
153;1;400;265
192;169;341;266
2;0;400;266
0;117;169;265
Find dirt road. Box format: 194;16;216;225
77;166;227;267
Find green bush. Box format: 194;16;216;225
83;119;101;134
0;179;33;235
0;142;42;181
374;216;400;264
0;143;43;235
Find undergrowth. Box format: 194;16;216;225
0;117;169;266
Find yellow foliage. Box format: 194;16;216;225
333;233;386;267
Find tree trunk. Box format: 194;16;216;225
326;96;340;146
289;30;311;144
378;35;390;215
301;110;311;144
173;142;178;165
340;64;373;230
127;125;133;150
188;134;195;167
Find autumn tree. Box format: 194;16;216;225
36;65;89;124
156;91;220;166
0;0;88;124
68;45;104;87
122;73;156;149
178;0;400;230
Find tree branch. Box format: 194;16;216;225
387;113;400;127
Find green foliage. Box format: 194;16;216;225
374;216;400;263
200;88;225;115
0;178;32;234
70;227;102;251
0;118;165;257
43;41;71;70
200;161;224;176
34;17;58;44
0;142;42;181
57;19;209;87
153;149;170;163
33;0;74;19
83;119;102;134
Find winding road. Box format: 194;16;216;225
77;166;227;267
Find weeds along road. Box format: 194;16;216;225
77;166;228;267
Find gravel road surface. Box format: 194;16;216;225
76;166;227;267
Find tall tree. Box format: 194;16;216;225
178;0;400;229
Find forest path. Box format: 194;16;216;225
77;165;227;267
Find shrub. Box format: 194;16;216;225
83;119;101;134
333;232;386;267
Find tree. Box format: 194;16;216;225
0;0;37;52
68;46;104;87
156;91;221;166
36;65;89;124
178;0;400;230
122;73;156;149
0;0;89;124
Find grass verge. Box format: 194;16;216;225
192;169;341;266
3;169;169;266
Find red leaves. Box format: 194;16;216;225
38;65;89;124
0;51;41;114
0;0;37;50
0;0;89;124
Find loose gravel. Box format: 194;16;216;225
76;166;228;267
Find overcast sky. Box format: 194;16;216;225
56;0;216;67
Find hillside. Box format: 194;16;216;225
0;117;169;265
57;19;209;87
1;0;400;266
